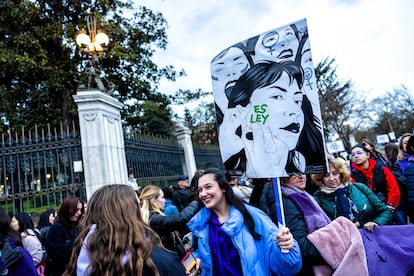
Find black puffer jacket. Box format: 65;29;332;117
44;223;80;276
149;200;198;258
144;246;186;276
173;188;191;211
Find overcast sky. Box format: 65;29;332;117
137;0;414;116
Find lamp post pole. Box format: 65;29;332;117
74;15;128;200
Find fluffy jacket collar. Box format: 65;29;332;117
282;186;331;233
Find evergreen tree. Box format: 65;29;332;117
315;57;359;151
0;0;182;135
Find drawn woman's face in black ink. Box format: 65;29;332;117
254;26;299;63
301;39;312;68
261;31;279;48
211;47;250;96
301;38;315;94
249;72;304;150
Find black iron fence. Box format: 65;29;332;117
125;133;186;188
125;133;224;188
194;144;223;170
1;126;223;214
0;125;85;215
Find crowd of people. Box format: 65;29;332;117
0;135;413;275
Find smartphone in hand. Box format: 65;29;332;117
180;251;197;273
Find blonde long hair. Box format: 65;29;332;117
64;184;162;276
139;185;164;224
398;133;412;160
311;156;351;186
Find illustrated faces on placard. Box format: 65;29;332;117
301;38;312;68
249;72;304;150
300;37;315;93
211;46;250;112
211;18;327;176
299;36;319;114
254;26;299;63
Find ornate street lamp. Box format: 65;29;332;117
76;15;113;94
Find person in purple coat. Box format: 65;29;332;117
0;208;37;276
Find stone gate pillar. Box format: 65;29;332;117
175;121;197;179
73;89;128;200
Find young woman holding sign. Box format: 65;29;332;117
187;168;301;276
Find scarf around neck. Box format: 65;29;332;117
321;184;358;222
282;186;331;233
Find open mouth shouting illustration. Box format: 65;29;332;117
277;49;294;59
225;79;237;90
224;80;238;98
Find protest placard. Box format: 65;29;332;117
211;18;328;178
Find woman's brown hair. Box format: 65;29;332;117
311;156;350;186
64;184;163;276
